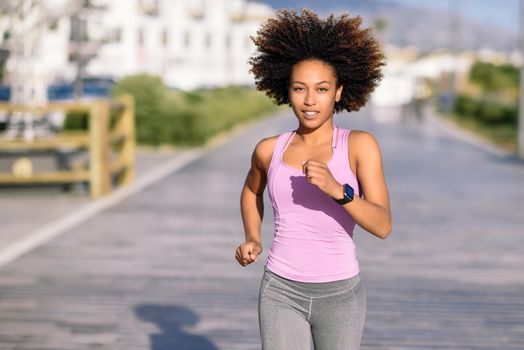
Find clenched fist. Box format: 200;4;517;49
235;241;263;267
302;159;343;199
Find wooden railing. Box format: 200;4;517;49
0;96;135;198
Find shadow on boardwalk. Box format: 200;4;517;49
136;305;219;350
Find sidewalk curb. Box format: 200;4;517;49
425;109;513;158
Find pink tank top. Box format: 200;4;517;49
266;126;361;283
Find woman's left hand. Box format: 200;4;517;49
302;159;343;199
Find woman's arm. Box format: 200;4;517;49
342;131;392;239
236;137;276;266
240;145;267;244
302;131;392;239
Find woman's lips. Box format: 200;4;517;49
303;111;319;119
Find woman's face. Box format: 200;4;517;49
289;59;343;130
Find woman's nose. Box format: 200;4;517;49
304;91;316;106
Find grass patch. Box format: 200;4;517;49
447;113;517;152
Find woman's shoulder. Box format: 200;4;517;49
347;129;377;141
254;131;294;155
347;129;381;159
253;134;281;170
255;134;279;151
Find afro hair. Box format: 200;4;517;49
249;9;385;113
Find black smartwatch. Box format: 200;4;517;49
334;183;354;205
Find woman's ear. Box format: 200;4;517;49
335;84;343;102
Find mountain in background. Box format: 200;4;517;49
256;0;518;53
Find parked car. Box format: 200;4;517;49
0;76;116;102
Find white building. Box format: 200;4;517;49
89;0;273;89
0;0;274;90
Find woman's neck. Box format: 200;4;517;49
295;120;334;146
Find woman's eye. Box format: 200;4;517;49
318;88;328;92
293;87;304;92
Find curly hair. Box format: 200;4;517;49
249;9;385;113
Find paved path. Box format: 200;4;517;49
0;107;523;349
0;149;180;253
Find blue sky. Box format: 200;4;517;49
260;0;520;32
392;0;519;31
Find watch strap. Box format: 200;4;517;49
334;183;354;204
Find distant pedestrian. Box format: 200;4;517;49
235;9;392;350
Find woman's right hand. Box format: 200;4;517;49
235;241;263;267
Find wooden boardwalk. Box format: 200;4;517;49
0;107;523;349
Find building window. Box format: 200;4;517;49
189;5;204;21
139;0;159;17
162;29;168;47
184;31;191;48
138;28;145;46
49;20;59;31
205;33;212;49
70;16;88;42
225;33;231;49
107;28;122;43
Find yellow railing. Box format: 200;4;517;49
0;95;135;198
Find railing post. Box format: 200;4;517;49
119;95;136;185
89;100;111;198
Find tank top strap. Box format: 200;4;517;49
330;126;344;160
268;131;295;175
277;131;295;158
339;127;350;155
331;127;356;178
332;125;339;149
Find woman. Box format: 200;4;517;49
235;9;392;349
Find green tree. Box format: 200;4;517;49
469;61;519;93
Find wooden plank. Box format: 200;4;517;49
89;101;111;198
114;95;135;186
0;100;126;114
0;133;89;150
0;101;91;114
0;170;89;183
108;131;126;145
109;158;127;175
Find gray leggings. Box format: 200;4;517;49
258;266;366;350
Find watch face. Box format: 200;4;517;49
334;184;354;204
343;184;354;201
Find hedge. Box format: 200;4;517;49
64;74;277;146
453;94;517;126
